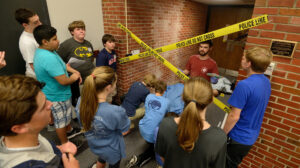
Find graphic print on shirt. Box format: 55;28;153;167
148;100;161;110
201;67;208;74
109;54;117;65
74;46;93;57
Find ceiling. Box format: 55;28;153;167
192;0;255;5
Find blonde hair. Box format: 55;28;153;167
176;77;213;152
143;74;156;87
68;20;85;33
80;67;116;131
245;47;272;72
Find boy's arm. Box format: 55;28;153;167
66;64;82;84
223;107;241;134
54;73;80;86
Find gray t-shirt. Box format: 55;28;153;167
57;38;95;80
155;117;227;168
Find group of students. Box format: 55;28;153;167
0;7;273;168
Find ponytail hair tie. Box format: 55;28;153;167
190;100;198;104
91;74;96;79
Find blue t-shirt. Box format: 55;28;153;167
163;83;184;114
96;48;117;70
34;48;71;102
139;94;169;143
76;100;130;164
228;74;271;145
121;82;150;117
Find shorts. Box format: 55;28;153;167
51;99;73;129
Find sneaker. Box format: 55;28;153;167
67;127;83;139
126;155;138;168
138;156;152;167
47;124;55;132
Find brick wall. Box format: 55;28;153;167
102;0;207;97
238;0;300;167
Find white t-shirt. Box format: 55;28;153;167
19;31;39;77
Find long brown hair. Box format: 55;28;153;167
80;66;116;131
176;77;213;152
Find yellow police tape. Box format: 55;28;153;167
118;23;233;113
119;14;268;64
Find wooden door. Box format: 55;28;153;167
207;6;254;71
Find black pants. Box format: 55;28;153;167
98;157;120;168
226;137;252;168
70;79;80;107
137;142;155;167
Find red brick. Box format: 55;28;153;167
276;63;300;74
271;76;296;86
253;8;278;15
272;57;292;64
248;30;259;36
274;139;295;150
292;128;300;134
286;34;300;42
255;0;267;6
271;83;281;90
268;0;295;7
273;110;296;120
271;90;290;99
268;120;290;131
271;70;286;77
260;31;285;39
287;108;300;116
291;59;300;66
269;16;290;24
279;8;300;16
255;156;273;167
291;157;300;165
265;112;282;122
292;95;300;102
287;73;300;81
278;98;300;109
283;86;300;96
287;138;300;146
262;122;277;132
265;130;286;141
278;158;299;168
264;157;285;168
269;95;276;102
260;133;274;142
293;51;300;59
298;83;300;89
269;148;289;159
268;102;287;111
298;0;300;8
247;37;271;46
283;119;300;129
278;129;299;140
255;23;274;30
276;24;300;33
255;142;269;150
291;17;300;24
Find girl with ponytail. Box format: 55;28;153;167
76;66;130;168
155;77;227;168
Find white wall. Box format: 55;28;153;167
46;0;104;50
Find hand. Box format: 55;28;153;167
0;51;6;69
62;153;80;168
57;141;77;155
70;73;80;83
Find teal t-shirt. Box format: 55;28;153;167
34;48;71;102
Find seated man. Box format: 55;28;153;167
0;75;79;168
